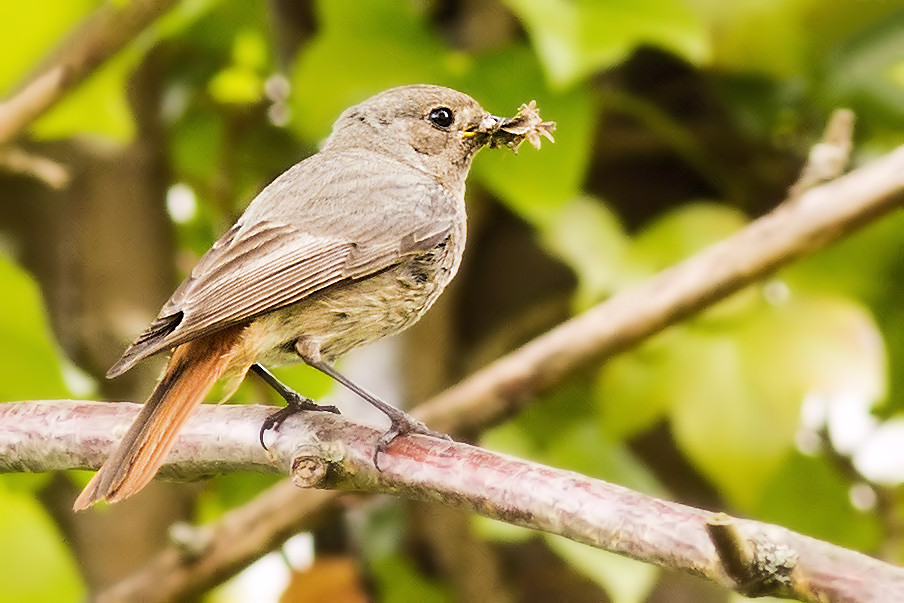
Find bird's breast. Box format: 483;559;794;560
252;231;463;367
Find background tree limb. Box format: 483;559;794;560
0;0;178;144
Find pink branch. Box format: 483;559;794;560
1;400;901;602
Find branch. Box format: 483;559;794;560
0;0;178;144
0;146;70;188
2;401;902;602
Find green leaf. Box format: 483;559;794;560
596;326;689;440
289;0;448;142
537;195;630;307
466;45;595;225
169;108;225;185
471;515;535;544
629;202;759;324
667;330;793;509
0;256;69;401
630;201;748;271
196;473;282;521
268;363;335;402
208;30;269;105
823;13;904;126
0;473;52;493
545;534;658;603
503;0;708;87
371;555;452;603
482;379;597;453
0;488;85;602
596;205;750;440
754;453;882;551
5;0;218;141
670;295;885;509
544;422;665;497
783;209;904;304
685;0;809;78
0;0;99;93
208;66;264;105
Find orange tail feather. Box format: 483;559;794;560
74;325;246;511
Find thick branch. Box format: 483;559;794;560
0;0;178;144
1;400;902;602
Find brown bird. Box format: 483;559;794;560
74;84;554;510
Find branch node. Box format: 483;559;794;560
290;443;343;488
789;108;855;199
707;514;798;598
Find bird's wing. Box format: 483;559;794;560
107;213;453;378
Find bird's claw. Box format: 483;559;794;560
372;416;452;469
259;394;340;450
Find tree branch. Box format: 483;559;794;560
0;0;178;144
4;144;903;600
0;146;70;188
2;400;902;602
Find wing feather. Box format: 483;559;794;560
107;217;452;378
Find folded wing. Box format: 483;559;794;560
108;215;452;378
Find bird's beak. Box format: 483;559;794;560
461;114;502;138
463;101;555;151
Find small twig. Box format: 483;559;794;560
0;0;179;144
0;147;70;189
788;109;855;199
1;400;902;602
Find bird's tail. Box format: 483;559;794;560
74;325;246;511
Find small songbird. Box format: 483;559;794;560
74;84;554;510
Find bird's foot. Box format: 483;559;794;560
259;393;340;449
373;413;452;469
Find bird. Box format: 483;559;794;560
73;84;553;510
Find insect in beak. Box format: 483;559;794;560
461;114;502;138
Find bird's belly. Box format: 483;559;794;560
251;246;457;367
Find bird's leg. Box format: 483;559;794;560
303;355;452;467
251;363;339;449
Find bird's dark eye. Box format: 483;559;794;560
428;107;455;128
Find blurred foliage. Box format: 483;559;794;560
504;0;708;86
0;256;70;402
0;482;85;603
2;0;904;601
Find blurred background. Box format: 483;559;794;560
1;0;903;601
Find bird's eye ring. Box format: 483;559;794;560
428;107;455;129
